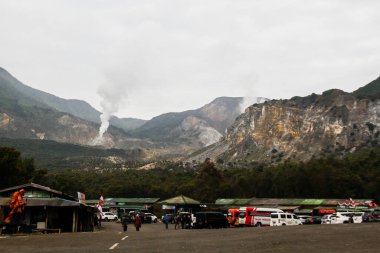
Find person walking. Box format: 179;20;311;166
134;214;142;231
163;214;170;229
175;214;181;230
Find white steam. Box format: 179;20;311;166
93;80;127;145
239;97;268;113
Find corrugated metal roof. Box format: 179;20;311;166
0;197;83;207
215;198;251;206
105;198;160;203
87;198;160;206
0;182;77;201
276;206;300;210
215;199;236;205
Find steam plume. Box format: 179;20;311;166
239;97;268;113
93;81;127;145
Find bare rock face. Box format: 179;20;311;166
54;115;104;146
0;113;13;130
189;90;380;164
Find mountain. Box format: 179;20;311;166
352;76;380;99
0;67;151;153
130;97;267;146
0;67;146;132
1;67;267;165
187;77;380;165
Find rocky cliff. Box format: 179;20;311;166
188;86;380;165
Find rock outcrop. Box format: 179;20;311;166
188;89;380;164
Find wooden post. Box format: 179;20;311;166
72;208;77;232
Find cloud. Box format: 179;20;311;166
0;0;379;120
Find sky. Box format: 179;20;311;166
1;0;380;120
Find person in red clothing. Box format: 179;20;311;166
4;188;27;223
134;214;142;231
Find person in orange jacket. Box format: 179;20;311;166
4;188;27;224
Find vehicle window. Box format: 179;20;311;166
239;212;246;218
286;214;292;219
294;215;299;219
281;214;286;219
227;212;232;217
271;214;278;218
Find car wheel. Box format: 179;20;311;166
256;223;262;227
114;217;118;222
105;218;109;222
154;219;157;223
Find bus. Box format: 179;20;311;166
239;207;284;227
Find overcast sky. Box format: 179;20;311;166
1;0;379;120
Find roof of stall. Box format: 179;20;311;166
159;195;200;205
0;182;77;201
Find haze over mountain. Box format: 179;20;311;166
2;66;379;170
0;67;261;167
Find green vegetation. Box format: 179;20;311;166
0;138;143;169
0;147;42;189
352;76;380;99
30;153;380;203
1;146;380;203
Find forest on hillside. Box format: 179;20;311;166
1;146;380;203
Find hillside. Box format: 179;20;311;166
352;76;380;99
187;76;380;165
130;97;267;147
0;138;144;170
1;67;268;164
0;67;146;131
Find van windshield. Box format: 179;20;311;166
239;211;246;218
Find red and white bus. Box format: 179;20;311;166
238;207;284;227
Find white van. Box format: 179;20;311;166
336;212;364;224
270;212;302;226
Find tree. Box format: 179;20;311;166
0;147;35;189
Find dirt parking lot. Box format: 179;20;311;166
1;221;379;253
121;222;380;253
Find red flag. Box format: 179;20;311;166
98;194;104;207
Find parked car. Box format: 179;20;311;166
102;212;118;222
298;215;313;224
308;216;322;224
321;214;332;224
270;212;302;226
194;212;229;229
129;211;149;223
373;210;380;221
330;213;350;224
339;212;365;223
145;213;158;223
179;212;195;229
